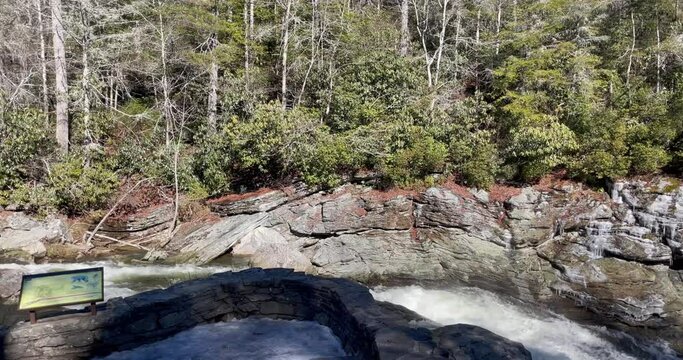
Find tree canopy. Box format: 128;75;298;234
1;0;682;213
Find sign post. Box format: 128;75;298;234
18;267;104;323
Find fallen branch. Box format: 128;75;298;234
85;231;152;251
85;178;152;246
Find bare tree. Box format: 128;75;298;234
399;0;409;56
626;11;635;87
412;0;452;89
35;0;49;117
51;0;69;153
280;0;295;110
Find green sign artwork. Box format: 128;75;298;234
18;267;104;311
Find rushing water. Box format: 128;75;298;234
372;286;678;360
97;319;347;360
0;261;236;302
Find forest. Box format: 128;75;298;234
1;0;683;215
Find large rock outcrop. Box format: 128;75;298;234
0;212;71;260
0;268;531;360
167;178;683;353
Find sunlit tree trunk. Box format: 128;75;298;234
80;2;92;143
399;0;409;56
50;0;69;153
280;0;294;110
36;0;49;118
626;11;635;87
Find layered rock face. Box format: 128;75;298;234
168;178;683;352
0;268;531;360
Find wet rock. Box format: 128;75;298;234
434;324;532;360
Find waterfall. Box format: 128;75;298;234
587;221;613;259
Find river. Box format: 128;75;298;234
0;261;678;360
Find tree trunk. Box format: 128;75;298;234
50;0;69;153
452;8;461;82
243;0;250;90
433;0;449;86
656;16;661;93
297;0;317;105
80;3;92;143
399;0;409;56
36;0;49;117
281;0;293;110
495;0;502;55
157;0;172;145
208;3;219;131
475;7;481;45
413;0;434;88
626;11;635;87
208;59;218;129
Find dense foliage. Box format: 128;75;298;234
1;0;682;213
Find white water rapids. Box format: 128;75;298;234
1;261;678;359
372;286;678;360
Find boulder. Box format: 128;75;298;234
232;227;312;272
176;212;268;264
0;212;71;259
170;179;683;354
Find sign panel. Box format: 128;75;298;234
18;267;104;311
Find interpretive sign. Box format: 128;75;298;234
18;267;103;322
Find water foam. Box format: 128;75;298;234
372;286;677;360
97;318;347;360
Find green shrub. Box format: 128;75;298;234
0;109;53;191
291;128;363;188
328;52;422;131
383;134;448;186
48;157;119;214
505;118;578;181
630;144;671;175
450;131;499;189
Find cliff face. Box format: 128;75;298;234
2;176;682;352
167;177;683;352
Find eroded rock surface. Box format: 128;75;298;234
168;179;683;353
